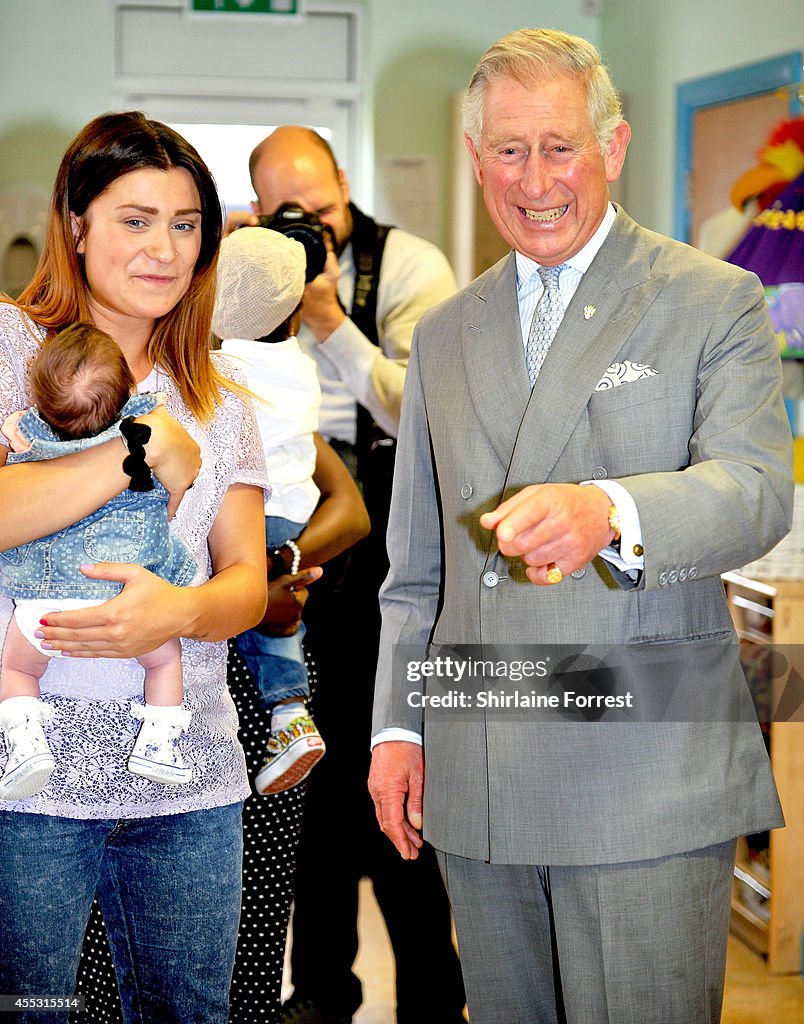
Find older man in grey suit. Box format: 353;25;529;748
368;28;794;1024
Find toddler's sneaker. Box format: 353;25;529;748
0;695;56;800
127;702;193;785
255;715;325;795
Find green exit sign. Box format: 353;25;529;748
189;0;303;15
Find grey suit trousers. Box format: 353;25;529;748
437;839;736;1024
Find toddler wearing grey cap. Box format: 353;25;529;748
214;227;325;793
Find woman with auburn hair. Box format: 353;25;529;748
0;111;268;1023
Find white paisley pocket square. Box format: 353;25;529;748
594;360;659;391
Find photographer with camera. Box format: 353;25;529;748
245;126;465;1024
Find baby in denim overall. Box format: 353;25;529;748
0;324;197;800
214;227;325;794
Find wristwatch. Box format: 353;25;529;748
608;504;621;546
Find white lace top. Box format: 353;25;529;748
0;302;269;818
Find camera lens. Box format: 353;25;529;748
258;204;329;282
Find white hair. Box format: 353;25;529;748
463;28;624;156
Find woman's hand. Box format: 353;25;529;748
36;484;271;656
34;563;189;659
137;405;201;518
259;567;323;637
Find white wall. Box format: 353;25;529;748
0;1;115;192
601;0;802;235
0;0;801;248
0;0;601;252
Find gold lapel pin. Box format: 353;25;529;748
583;305;596;320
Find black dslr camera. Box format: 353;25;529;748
257;203;332;283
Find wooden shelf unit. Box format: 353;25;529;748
723;571;804;974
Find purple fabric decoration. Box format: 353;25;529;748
726;173;804;286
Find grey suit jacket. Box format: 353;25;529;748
373;208;794;866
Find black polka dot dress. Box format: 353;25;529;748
228;643;307;1023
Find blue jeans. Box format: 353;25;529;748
0;803;243;1024
237;515;309;708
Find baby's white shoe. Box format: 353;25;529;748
0;695;55;800
127;702;193;785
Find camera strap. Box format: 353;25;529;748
346;203;397;575
347;202;390;347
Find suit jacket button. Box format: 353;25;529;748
688;566;698;579
570;568;586;579
482;571;500;588
461;484;473;499
658;571;668;586
592;466;608;479
668;570;678;583
679;568;688;582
